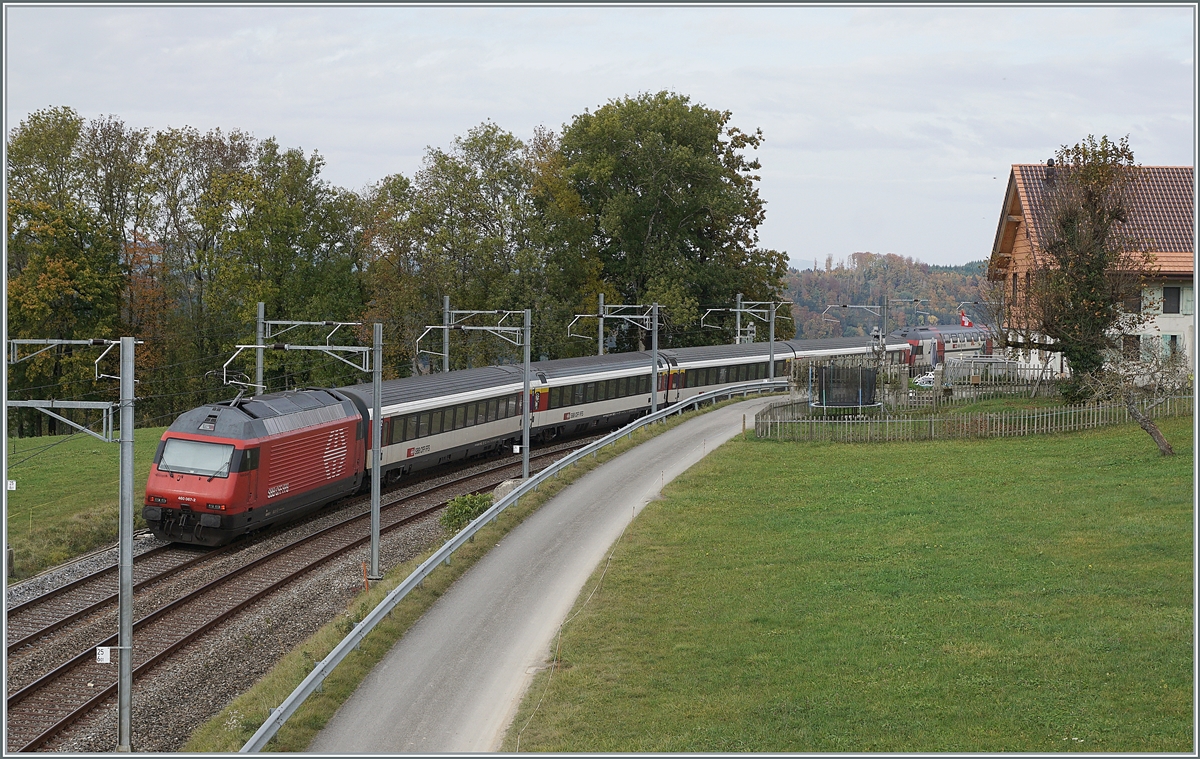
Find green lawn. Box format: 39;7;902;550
504;417;1194;752
5;427;165;579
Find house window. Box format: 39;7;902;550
1163;286;1181;314
1123;335;1139;360
1012;272;1018;304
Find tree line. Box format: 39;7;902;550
786;253;986;340
6;92;791;435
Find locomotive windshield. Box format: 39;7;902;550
158;438;236;478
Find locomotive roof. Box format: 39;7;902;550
168;388;354;441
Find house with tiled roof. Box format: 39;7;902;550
987;163;1195;369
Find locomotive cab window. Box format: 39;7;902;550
236;447;259;472
158;439;236;478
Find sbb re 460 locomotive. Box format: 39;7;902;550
143;388;368;547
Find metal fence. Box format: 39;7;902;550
755;395;1192;443
240;379;786;752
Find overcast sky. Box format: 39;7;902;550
4;4;1195;269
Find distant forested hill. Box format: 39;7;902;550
787;252;986;339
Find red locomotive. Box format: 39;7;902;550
143;389;368;546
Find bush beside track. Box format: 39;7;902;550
502;415;1193;752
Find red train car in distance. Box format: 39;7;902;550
144;389;367;547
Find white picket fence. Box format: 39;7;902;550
755;395;1192;443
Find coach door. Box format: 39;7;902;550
664;357;679;404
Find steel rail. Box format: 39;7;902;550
6;545;230;655
5;445;580;752
241;380;785;752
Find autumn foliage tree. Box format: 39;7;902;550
8;96;798;434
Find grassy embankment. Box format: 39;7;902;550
503;415;1193;752
5;427;165;579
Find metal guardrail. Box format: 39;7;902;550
240;379;786;752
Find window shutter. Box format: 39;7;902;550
1182;286;1195;316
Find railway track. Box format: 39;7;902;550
4;442;585;753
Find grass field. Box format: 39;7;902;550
504;416;1194;752
4;427;165;579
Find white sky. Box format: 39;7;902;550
4;4;1195;269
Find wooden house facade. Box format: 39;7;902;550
987;163;1195;369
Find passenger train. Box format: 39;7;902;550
143;328;990;546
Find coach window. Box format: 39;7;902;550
431;410;443;436
404;415;417;441
454;405;466;429
718;367;727;384
417;412;430;438
485;398;497;422
507;395;518;416
464;404;476;427
389;419;403;445
549;386;562;409
614;376;625;397
474;403;485;425
571;384;583;405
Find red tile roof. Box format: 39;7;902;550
1011;164;1194;276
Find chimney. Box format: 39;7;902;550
1044;157;1055;182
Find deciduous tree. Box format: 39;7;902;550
560;91;789;348
996;135;1156;403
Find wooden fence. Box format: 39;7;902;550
755;395;1193;443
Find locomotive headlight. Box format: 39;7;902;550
206;503;227;511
